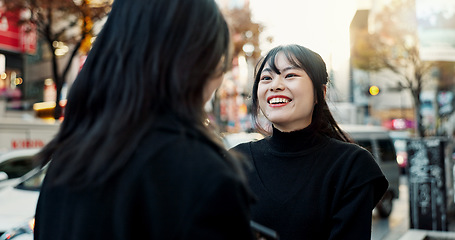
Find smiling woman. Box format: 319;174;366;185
257;53;317;132
231;44;388;240
252;45;336;136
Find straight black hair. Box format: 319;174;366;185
252;44;352;142
37;0;233;186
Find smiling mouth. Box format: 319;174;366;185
268;97;292;104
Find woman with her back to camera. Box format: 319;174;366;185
232;44;389;239
33;0;255;239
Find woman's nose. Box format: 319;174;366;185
270;77;285;91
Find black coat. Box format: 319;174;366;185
35;116;254;240
232;126;388;240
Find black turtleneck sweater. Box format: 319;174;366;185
232;125;388;240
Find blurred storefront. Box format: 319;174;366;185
212;0;262;133
0;0;100;119
0;3;36;113
0;52;25;111
215;56;254;133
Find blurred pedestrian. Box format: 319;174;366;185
232;44;388;239
34;0;254;239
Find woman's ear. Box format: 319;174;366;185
322;85;327;98
315;85;327;105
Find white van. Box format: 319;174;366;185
340;124;400;218
0;118;60;154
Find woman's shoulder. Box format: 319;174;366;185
230;141;249;153
325;137;387;188
125;130;245;197
140;128;225;165
326;137;371;156
230;137;268;155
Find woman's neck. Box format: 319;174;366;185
272;121;312;133
268;123;323;153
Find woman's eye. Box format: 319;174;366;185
285;73;297;78
260;76;272;81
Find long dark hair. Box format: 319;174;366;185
37;0;232;186
252;44;351;142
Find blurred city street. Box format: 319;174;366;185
0;0;454;238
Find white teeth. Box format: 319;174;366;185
269;98;290;104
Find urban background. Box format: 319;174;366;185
0;0;454;138
0;0;454;239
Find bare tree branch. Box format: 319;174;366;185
351;0;435;137
3;0;112;119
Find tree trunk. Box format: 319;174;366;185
414;101;425;137
51;50;63;120
49;40;83;120
411;88;425;137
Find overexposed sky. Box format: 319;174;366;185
249;0;357;68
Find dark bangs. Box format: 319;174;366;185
262;47;307;75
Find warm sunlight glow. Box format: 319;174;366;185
250;0;356;63
250;0;357;101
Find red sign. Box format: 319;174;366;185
0;8;36;54
11;139;45;149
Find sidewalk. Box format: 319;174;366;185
381;175;455;240
381;178;410;240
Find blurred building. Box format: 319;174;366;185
348;6;416;128
347;0;455;137
211;0;261;133
0;3;36;113
0;1;82;115
0;0;110;119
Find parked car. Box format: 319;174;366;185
340;124;400;218
389;130;411;174
0;218;33;240
0;148;40;182
392;139;408;173
0;166;45;236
